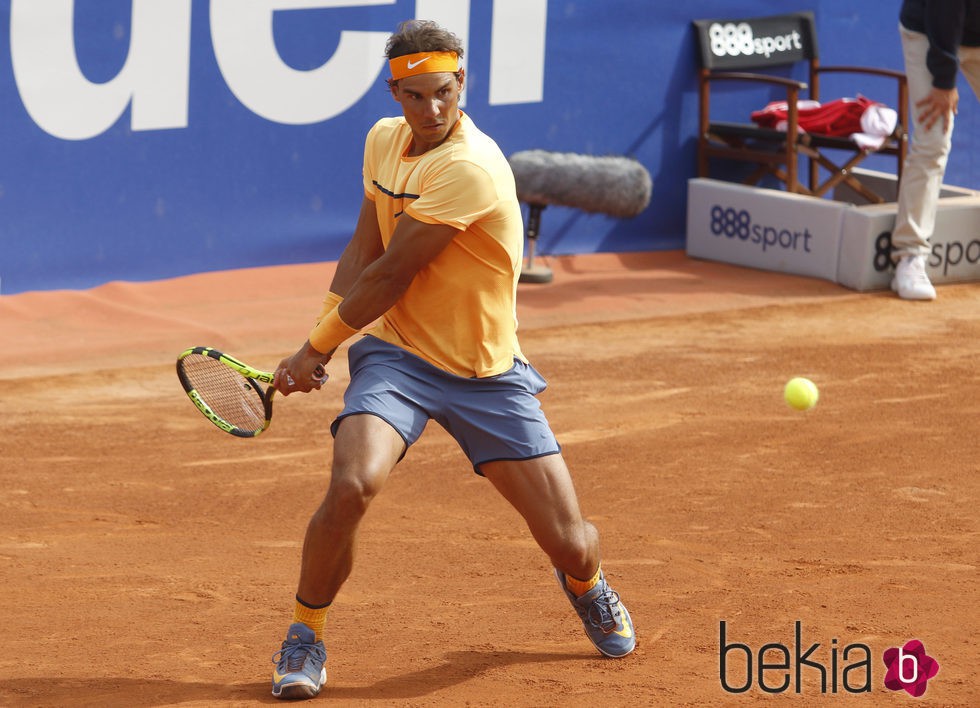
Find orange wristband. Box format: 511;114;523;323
314;291;344;324
309;307;359;354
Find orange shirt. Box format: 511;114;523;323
361;112;526;378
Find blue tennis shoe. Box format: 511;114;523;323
272;622;327;699
555;569;636;657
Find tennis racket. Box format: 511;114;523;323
176;346;326;437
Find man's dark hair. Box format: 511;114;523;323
385;19;465;60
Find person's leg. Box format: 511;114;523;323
272;413;405;700
434;354;632;655
481;453;598;578
297;413;406;605
481;454;635;657
892;24;953;261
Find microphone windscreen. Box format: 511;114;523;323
508;150;652;218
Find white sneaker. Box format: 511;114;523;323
891;255;936;301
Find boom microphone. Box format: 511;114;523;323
508;150;653;219
508;150;653;283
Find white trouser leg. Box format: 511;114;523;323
892;25;954;261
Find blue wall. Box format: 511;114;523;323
1;0;976;294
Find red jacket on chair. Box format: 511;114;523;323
750;96;875;135
750;96;898;149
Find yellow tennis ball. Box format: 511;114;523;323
784;377;819;411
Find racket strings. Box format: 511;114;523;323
180;355;268;431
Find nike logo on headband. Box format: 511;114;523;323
406;56;431;70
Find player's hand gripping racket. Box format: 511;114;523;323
176;346;326;437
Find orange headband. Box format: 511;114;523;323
388;51;459;80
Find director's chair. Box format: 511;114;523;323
693;11;908;204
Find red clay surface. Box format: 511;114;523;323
1;250;977;706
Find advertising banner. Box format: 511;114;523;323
2;1;976;294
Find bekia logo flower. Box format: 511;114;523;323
883;640;940;697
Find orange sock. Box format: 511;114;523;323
293;596;330;641
564;565;601;597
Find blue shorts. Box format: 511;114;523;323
331;336;561;474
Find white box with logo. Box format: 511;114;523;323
686;178;847;282
833;172;980;291
687;173;980;291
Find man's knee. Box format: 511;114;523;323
323;459;391;521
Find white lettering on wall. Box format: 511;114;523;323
11;0;192;141
490;0;547;105
7;0;548;140
211;0;393;125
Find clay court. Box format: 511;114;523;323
1;251;977;706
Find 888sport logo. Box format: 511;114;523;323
874;229;980;275
707;22;804;59
710;205;813;253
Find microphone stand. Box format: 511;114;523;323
520;203;553;284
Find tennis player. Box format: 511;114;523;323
269;19;636;699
